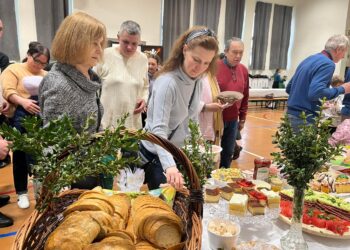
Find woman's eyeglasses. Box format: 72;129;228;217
33;57;48;67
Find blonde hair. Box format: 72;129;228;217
51;12;107;65
159;26;219;77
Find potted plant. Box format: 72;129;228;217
271;106;343;250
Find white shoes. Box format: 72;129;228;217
17;194;30;209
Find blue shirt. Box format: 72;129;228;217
286;52;345;121
341;69;350;116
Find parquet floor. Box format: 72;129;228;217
0;106;285;249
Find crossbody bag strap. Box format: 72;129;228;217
168;81;197;140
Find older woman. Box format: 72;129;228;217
1;41;50;209
140;26;221;190
39;12;106;189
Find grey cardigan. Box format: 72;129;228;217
39;63;103;133
142;67;203;170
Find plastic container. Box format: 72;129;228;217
270;177;283;192
207;218;240;250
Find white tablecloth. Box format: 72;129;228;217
249;89;288;98
202;203;350;250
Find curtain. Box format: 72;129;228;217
225;0;245;41
250;1;272;70
34;0;69;49
162;0;191;60
194;0;221;33
269;4;293;69
0;0;20;61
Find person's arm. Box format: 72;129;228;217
149;77;183;188
39;75;64;125
308;64;348;101
238;69;250;130
286;74;295;94
134;77;148;114
1;66;40;114
0;136;9;160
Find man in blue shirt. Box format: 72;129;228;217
286;34;350;131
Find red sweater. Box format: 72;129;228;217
216;59;249;122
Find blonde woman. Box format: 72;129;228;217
39;12;107;189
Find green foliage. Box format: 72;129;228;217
0;114;143;211
181;120;214;186
271;100;343;190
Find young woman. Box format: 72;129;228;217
39;12;107;189
139;26;220;190
0;41;50;209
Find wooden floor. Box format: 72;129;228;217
0;106;285;249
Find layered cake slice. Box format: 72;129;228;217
227;182;243;193
237;179;255;190
204;187;220;203
247;199;266;215
260;189;281;208
245;189;267;206
335;174;350;193
220;186;234;201
229;193;248;215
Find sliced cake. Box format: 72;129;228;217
247;199;265;215
245;189;267;206
220;186;234;201
237;179;255;190
335;174;350;193
229;193;248;215
227;182;243;193
260;189;281;208
205;187;220;203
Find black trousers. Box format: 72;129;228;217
12;150;32;194
139;143;166;190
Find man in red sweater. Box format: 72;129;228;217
216;37;249;168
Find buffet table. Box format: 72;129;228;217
202;206;350;250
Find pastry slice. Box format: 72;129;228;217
247;199;265;215
245;189;267;206
204;187;220;203
259;189;281;208
220;186;234;201
229;193;248;215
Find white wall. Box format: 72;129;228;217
73;0;162;46
291;0;348;77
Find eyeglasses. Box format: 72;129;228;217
33;57;48;67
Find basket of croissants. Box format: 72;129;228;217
13;131;203;250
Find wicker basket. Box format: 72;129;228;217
13;131;203;250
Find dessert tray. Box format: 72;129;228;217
279;214;350;239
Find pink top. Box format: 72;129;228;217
328;119;350;146
199;76;215;141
